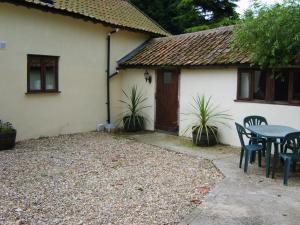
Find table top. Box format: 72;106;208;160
247;125;299;139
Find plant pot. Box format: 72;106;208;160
192;127;218;147
0;129;16;150
123;116;144;132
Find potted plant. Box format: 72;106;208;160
184;95;231;147
0;120;17;150
120;85;150;132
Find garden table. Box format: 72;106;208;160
246;125;299;178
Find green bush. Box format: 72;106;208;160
0;120;15;134
119;85;150;131
183;95;232;145
185;17;238;33
232;1;300;69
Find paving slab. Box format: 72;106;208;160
121;132;300;225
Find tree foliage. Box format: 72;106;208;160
233;1;300;69
185;17;237;33
130;0;238;34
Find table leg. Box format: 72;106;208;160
272;143;279;179
266;141;272;178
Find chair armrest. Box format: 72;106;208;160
245;132;253;139
249;136;266;143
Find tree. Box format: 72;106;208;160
130;0;238;34
232;1;300;69
130;0;182;34
182;0;238;32
185;17;238;33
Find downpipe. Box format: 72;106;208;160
106;28;119;124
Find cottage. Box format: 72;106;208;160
1;0;299;146
0;0;168;140
118;26;300;146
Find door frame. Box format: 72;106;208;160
154;69;181;134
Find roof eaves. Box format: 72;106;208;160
2;0;169;37
118;39;152;65
118;63;250;70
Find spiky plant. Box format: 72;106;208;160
184;95;232;145
120;85;150;131
0;120;15;134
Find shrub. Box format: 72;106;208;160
232;1;300;69
0;120;15;134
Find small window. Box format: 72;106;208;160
253;70;267;100
164;72;173;84
274;71;289;102
293;71;300;101
237;68;300;106
27;55;59;93
29;59;42;91
238;71;250;99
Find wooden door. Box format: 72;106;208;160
155;70;179;133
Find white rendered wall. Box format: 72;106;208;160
116;69;156;130
179;68;300;146
0;3;149;140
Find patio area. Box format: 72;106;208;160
0;132;222;225
1;131;300;225
126;132;300;225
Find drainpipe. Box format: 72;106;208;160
106;28;119;124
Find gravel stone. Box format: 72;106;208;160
0;132;223;225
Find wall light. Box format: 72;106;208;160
144;70;152;84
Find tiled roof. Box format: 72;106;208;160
7;0;169;36
119;26;250;67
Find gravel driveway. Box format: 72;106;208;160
0;132;223;225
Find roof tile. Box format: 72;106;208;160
119;26;250;67
10;0;169;36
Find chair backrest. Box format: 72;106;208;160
284;132;300;158
244;115;268;127
235;123;246;147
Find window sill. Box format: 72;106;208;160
25;91;61;95
234;99;300;107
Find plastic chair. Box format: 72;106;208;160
244;116;268;127
235;123;263;173
243;115;268;161
279;132;300;185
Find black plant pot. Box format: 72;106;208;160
192;127;218;147
0;129;16;150
123;116;144;132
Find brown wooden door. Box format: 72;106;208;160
155;70;179;133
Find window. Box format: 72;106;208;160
27;55;59;93
274;71;289;101
238;71;250;99
253;70;267;100
163;72;173;84
292;71;300;102
237;69;300;105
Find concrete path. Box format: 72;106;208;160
121;132;300;225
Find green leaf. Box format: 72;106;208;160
182;94;232;144
232;1;300;69
119;85;151;129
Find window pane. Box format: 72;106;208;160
239;72;250;99
164;72;172;84
253;70;266;100
293;71;300;101
29;62;41;91
274;71;289;101
45;64;56;90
